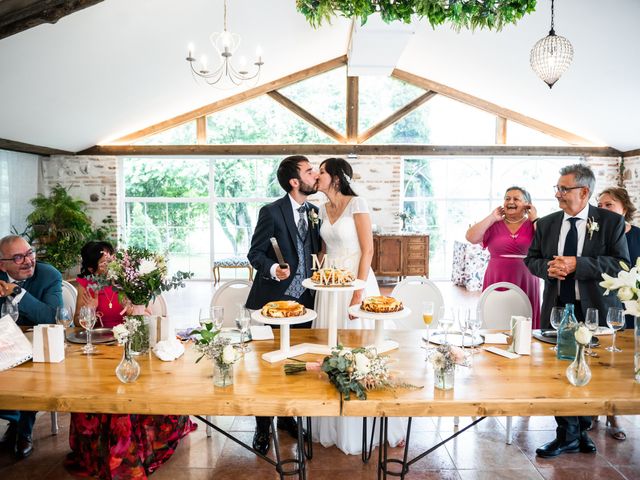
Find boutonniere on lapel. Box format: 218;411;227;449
308;209;320;228
586;217;599;240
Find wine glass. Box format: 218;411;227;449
458;307;471;351
1;301;19;323
439;308;454;345
584;308;599;357
56;306;73;349
549;306;564;352
422;301;434;346
78;306;97;355
212;306;224;330
469;315;483;354
235;308;251;353
606;307;625;352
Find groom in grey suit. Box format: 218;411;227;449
525;164;629;458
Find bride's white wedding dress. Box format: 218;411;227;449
311;196;405;455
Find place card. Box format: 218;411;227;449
250;325;274;340
483;333;509;344
33;324;65;363
483;346;520;359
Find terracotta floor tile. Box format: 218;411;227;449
616;465;640;480
445;429;533;470
514;430;611;468
536;465;628;480
499;416;560;432
458;464;544;480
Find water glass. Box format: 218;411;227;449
439;308;454;345
584;308;599;356
79;306;97;354
56;306;73;349
549;306;564;352
469;315;483;354
1;301;19;322
236;308;251;353
199;306;224;330
606;307;625;352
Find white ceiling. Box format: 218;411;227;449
0;0;638;152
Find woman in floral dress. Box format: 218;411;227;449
65;241;196;479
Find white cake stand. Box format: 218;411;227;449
251;309;317;363
302;278;366;353
347;305;411;353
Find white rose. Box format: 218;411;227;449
139;259;156;275
222;344;237;364
574;325;593;345
617;286;635;301
431;352;445;370
354;352;370;375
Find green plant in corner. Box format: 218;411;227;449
296;0;537;31
23;185;99;275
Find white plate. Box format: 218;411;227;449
427;332;484;347
347;304;411;320
251;309;317;326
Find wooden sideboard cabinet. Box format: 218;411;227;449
372;234;429;279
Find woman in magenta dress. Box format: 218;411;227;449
66;241;196;480
466;187;541;328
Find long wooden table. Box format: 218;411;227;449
0;329;638;418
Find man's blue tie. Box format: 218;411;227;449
559;217;578;304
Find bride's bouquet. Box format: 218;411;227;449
285;345;420;400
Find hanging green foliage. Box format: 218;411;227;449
296;0;537;31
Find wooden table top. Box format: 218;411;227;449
0;329;637;418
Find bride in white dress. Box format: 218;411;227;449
311;157;405;455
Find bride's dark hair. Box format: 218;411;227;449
321;158;358;197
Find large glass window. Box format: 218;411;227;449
123;157;281;279
403;156;579;280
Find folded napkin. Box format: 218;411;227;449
483;333;509;344
250;325;274;340
152;339;185;361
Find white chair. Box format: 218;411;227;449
390;277;445;329
148;294;168;316
61;280;77;319
210;280;252;328
477;281;533;445
206;279;252;437
50;280;78;435
477;282;532;330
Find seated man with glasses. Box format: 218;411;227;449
0;234;63;460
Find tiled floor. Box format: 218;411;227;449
1;281;638;479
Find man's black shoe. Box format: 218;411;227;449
0;423;17;451
252;429;271;456
579;432;597;453
536;437;580;458
15;434;33;459
277;418;308;441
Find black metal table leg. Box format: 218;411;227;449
362;417;377;463
195;415;308;479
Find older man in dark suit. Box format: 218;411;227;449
525;164;629;458
245;155;321;455
0;235;63;459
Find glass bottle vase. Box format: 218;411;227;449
129;314;150;355
566;344;591;387
115;341;141;384
557;303;578;360
434;367;454;390
213;362;234;387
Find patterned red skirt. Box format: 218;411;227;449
66;413;197;479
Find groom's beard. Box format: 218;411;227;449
299;180;317;196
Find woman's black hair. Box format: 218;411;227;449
79;241;114;277
320;158;358;196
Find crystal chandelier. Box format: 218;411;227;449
186;0;264;87
529;0;573;88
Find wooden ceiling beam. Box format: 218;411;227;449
0;138;73;156
100;56;348;148
495;116;507;145
622;148;640;158
357;91;437;144
78;144;621;158
346;76;359;143
0;0;103;40
267;91;346;143
392;69;597;147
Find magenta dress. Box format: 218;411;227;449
482;219;541;328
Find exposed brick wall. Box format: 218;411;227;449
584;156;622;193
621;155;640;224
41;155;119;228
